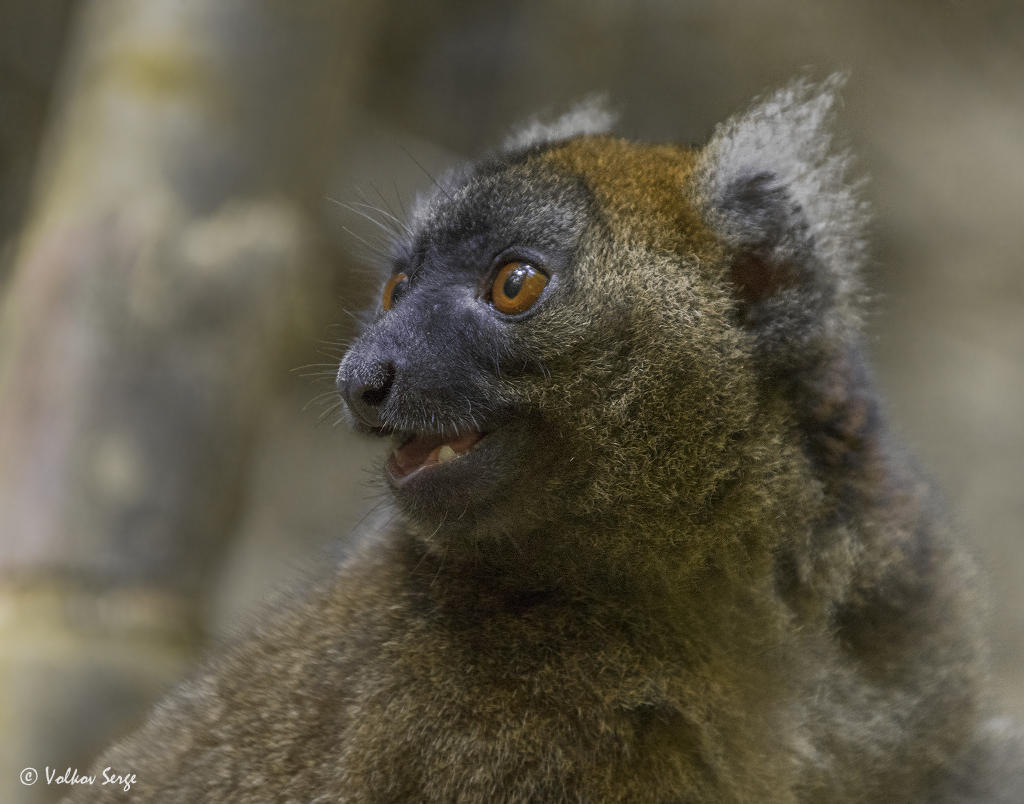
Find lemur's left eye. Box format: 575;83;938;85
382;272;408;311
490;261;548;315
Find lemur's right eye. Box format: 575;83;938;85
382;273;408;311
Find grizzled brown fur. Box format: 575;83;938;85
68;79;1022;802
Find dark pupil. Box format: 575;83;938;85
390;278;407;305
503;266;528;299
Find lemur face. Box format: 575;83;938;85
337;153;600;530
337;137;747;540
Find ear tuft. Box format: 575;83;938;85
693;74;867;337
504;95;617;152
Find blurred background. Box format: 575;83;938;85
0;0;1021;800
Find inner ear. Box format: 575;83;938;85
718;171;810;312
729;251;798;307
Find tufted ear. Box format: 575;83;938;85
503;95;617;152
692;75;867;352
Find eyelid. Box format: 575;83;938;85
484;247;550;283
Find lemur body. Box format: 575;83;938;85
68;79;1022;802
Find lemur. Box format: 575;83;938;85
68;77;1023;803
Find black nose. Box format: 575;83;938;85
339;360;395;428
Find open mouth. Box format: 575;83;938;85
386;429;487;484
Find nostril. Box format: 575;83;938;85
341;359;396;428
359;362;395;408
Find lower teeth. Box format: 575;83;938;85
437;445;457;464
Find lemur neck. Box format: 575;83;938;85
396;447;818;611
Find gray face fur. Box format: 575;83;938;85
338;160;596;543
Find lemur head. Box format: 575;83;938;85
338;77;865;577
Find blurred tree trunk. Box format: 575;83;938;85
0;0;76;263
0;1;378;800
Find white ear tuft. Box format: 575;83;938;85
504;95;617;152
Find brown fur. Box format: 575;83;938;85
67;81;1020;802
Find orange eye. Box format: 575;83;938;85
490;261;548;315
382;272;408;311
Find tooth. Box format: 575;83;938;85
437;445;457;464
